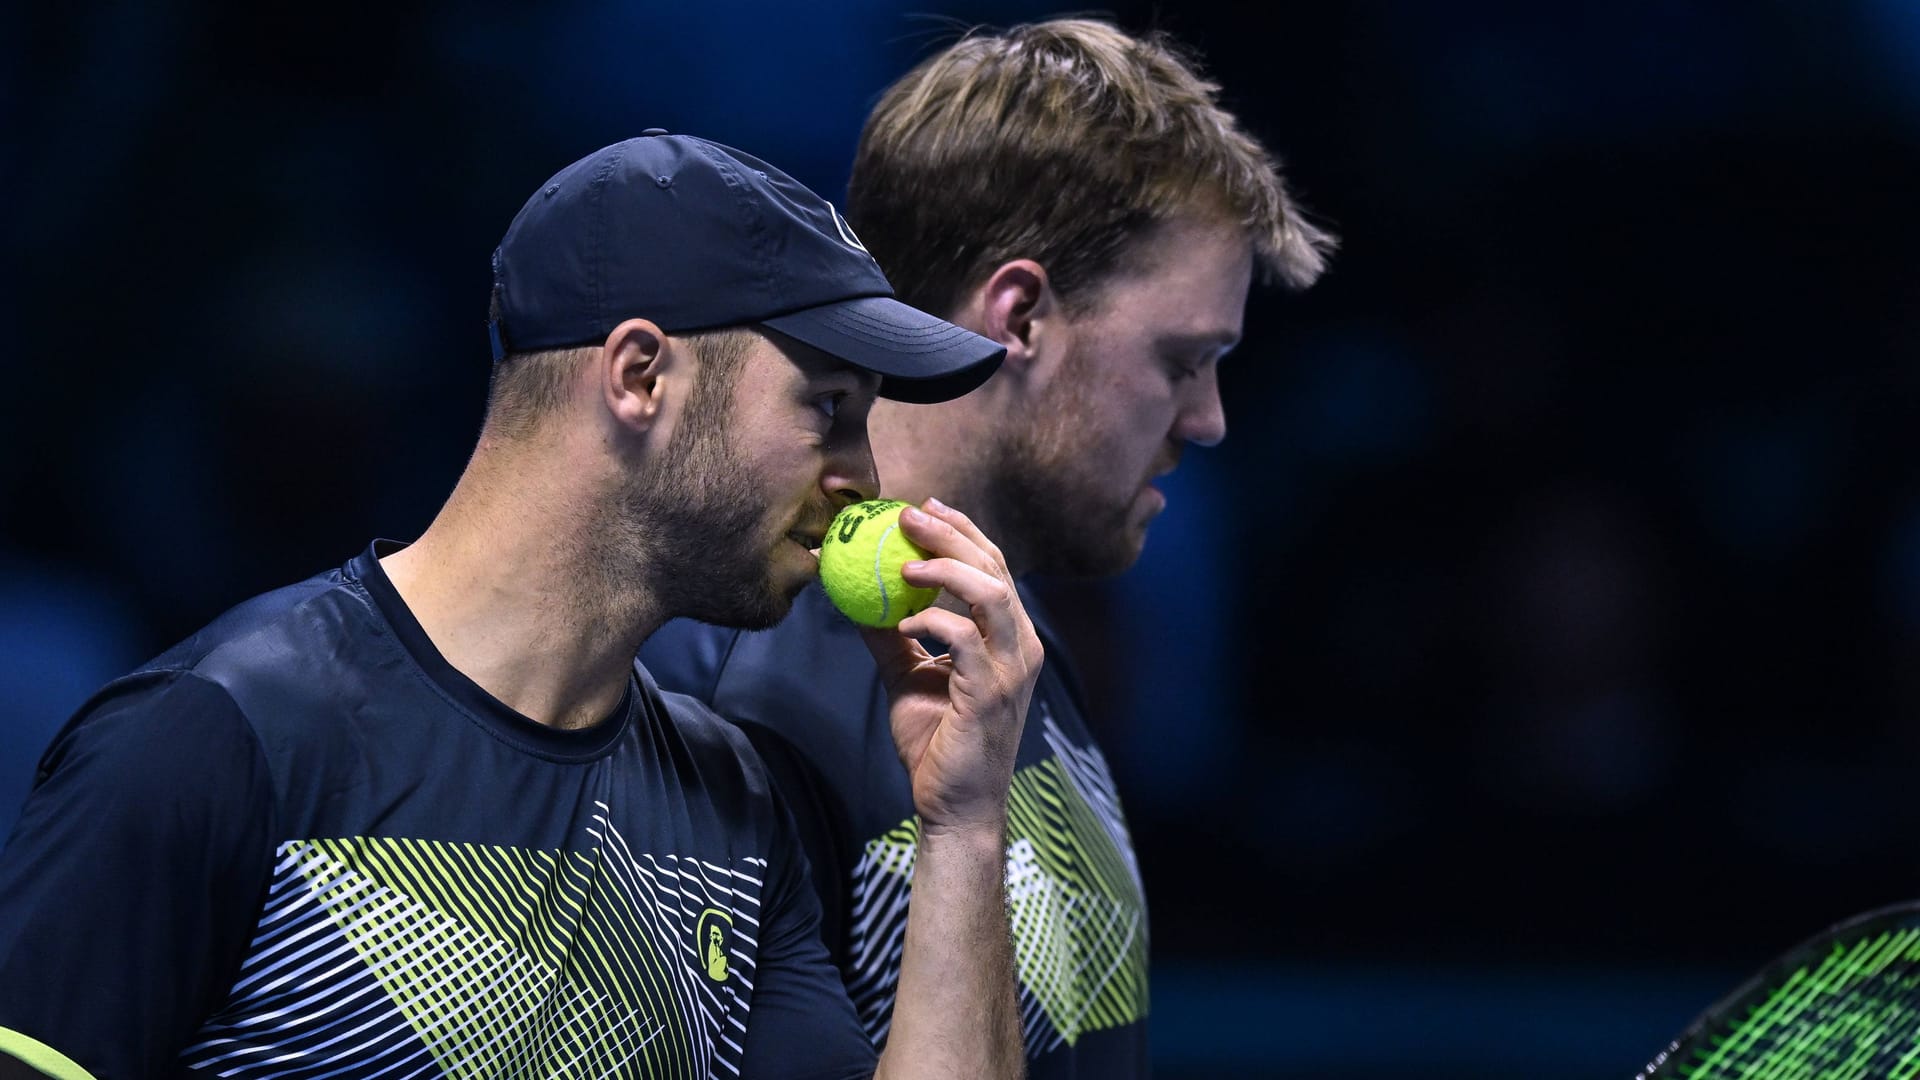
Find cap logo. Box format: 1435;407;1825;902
829;204;870;255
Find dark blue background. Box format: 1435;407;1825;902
7;2;1920;1076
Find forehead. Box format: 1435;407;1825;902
1082;215;1254;339
747;326;882;391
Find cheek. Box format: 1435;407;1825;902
1068;401;1169;492
1102;381;1180;455
724;435;812;507
773;441;839;510
1038;359;1167;475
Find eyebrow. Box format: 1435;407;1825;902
822;367;882;395
768;331;882;391
799;352;882;395
1160;330;1242;355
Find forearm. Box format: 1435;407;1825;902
875;820;1024;1080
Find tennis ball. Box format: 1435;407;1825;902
819;499;940;629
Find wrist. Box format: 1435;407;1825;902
918;816;1007;852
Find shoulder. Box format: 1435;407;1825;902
140;563;356;675
691;588;900;811
33;667;274;825
717;586;882;726
145;558;394;725
37;558;367;793
134;560;379;700
638;665;785;813
642;584;885;750
636;616;744;705
651;678;763;773
54;556;394;780
24;556;392;836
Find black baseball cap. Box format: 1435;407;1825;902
488;131;1005;404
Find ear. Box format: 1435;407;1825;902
599;317;677;434
964;259;1060;377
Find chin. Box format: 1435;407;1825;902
704;594;788;632
730;604;789;633
684;573;795;632
1097;512;1155;572
1034;534;1148;580
743;576;801;630
1103;540;1151;578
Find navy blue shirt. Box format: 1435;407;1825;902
641;583;1150;1079
0;543;873;1080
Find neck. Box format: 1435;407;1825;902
380;437;665;730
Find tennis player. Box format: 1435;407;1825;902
640;19;1334;1077
0;132;1034;1079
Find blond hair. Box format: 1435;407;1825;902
848;17;1335;315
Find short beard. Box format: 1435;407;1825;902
983;355;1147;580
609;363;794;631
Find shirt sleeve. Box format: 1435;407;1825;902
736;782;876;1080
0;671;277;1078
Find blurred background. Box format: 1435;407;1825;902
6;1;1920;1076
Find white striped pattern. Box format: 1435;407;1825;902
178;810;767;1079
843;704;1149;1055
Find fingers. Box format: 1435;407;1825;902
898;499;1023;644
858;623;935;685
897;499;1008;583
888;497;1043;721
898;556;1005;615
894;605;989;690
918;497;1005;563
875;500;1046;833
893;605;978;655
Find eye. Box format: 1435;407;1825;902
815;392;846;419
1167;355;1206;382
1167;342;1233;383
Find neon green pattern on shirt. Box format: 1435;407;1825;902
183;806;762;1078
847;708;1149;1052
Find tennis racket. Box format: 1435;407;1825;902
1639;901;1920;1079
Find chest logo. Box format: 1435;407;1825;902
698;907;734;982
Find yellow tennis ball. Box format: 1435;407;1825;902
819;499;940;629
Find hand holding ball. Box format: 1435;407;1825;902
819;500;941;629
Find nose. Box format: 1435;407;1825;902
823;438;879;508
1176;365;1227;448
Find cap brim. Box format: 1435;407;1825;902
760;296;1005;404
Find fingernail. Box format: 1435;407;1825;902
902;561;927;573
926;497;949;513
903;507;929;525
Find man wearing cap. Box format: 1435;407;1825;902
0;132;1032;1079
640;20;1335;1078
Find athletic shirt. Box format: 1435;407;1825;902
0;543;874;1080
639;583;1151;1079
